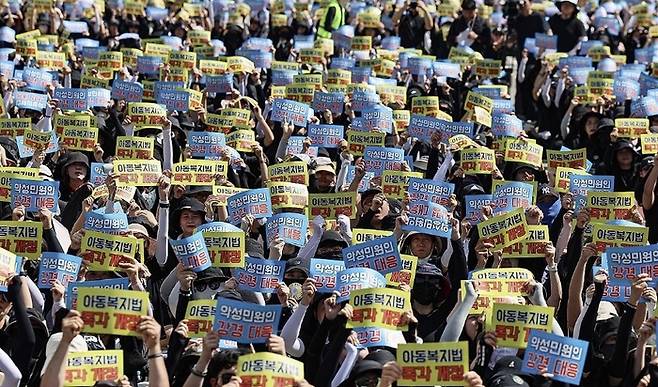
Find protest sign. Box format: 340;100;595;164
156;89;190;111
641;133;658;155
184;300;216;338
113;160;162;186
0;220;42;259
474;58;502;78
363;146;406;175
346;130;386;156
213;298;281;343
502;225;549;258
477;208;529;250
54;88;88;111
309;192;357;219
265;213;308;247
235;257;286;293
464;91;493;113
312;93;344;115
464;194;493;224
77;288;149;336
569;174;614;209
23;129;52;150
554;167;587;193
503;138;543;168
38;252;82;289
546;148;588;170
407;114;444;142
22;67;53;91
90;163;110;187
268;161;309;185
487;303;553;348
64;350;123;387
347;287;411;330
61;127;98;151
608;244;658;286
382;170;423;199
84;209;129;234
587;191;634;222
310;259;346;293
491;181;534;214
187;132;225;158
336;267;387;302
307;124;344;148
397;342;469;386
237;353;304;387
460;148;495;174
386;254;418;288
592;223;648;254
411;96;440;117
115;136;155;160
0;118;30;137
615;118;649;139
225;130;256;152
491;113;523;138
111;79;144;102
403;201;452;238
170;232;211;272
268;182;308;210
271;99;310;127
0;248;21;292
172;160;227;186
54;114;92;136
469;268;534;296
522;330;588;385
351;229;393;245
127;103;167;128
353;327;401;349
206;186;247;207
10;179;59;212
80;230;138;271
227;188;272;225
197;223;245;268
343;235;401;275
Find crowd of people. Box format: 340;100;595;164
0;0;655;385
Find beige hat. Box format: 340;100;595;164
41;333;88;376
596;301;619;321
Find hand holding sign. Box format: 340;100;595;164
62;310;84;344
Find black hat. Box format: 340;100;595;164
613;139;639;156
640;155;655;170
285;257;310;276
488;356;532;387
318;230;349;248
361;188;383;204
174;197;206;216
216;289;243;301
462;183;485;196
196;267;228;282
0;137;19;164
186;186;213;196
597;117;615;132
62;151;90;170
461;0;477;9
416;262;443;277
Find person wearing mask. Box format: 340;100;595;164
548;0;586;53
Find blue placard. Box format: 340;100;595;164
442;121;474;138
353;327;400;349
22;67;53;91
10;179;59;212
534;33;557;49
639;73;658;97
607;244;658;287
293;34;314;50
81;46;106;60
227;188;272;225
156;89;189;112
579;40;603;55
569;67;593;85
54;88;88;111
310;258;346;293
368;77;397;87
272;70;297;86
492;113;523;137
206;74;234;93
465;194;492;223
84;209;129;233
402;201;452;238
169;232;212;272
569;174;614;210
362;105;393;133
66;278;130;309
336;267;387;302
342;235;401;275
234;257;286;293
307;124;344;148
188;131;226;158
363;146;406;175
433;61;461;79
237;50;271;69
90;162;109;186
408;114;445;142
63;20;88;33
381;36;400;50
522;330;588;385
408;57;432;76
111;79;144;102
15;133;59;158
407;178;454;206
213;298;282;343
491;181;534;214
265;213;308;247
14;91;48;111
153;81;185;101
243;37;273;51
352;67;371;83
0;60;14;79
346;165;374;192
146;6;168;20
37;252;82;290
614;77;640;101
350;91;380;112
137;56;164;75
331;57;356;70
86;88;111;108
312;92;344;115
558;56;592;70
492;99;514;114
270;99;311;127
472;87;501;99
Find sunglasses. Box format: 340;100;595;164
194;279;222;292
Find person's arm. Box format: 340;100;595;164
253;145;269;187
275;121;294;161
527;281;564;336
254;106;274;147
642;154;658;210
417;2;433;30
335;153;353;192
439;280;478;341
567;243;597;332
555;211;573;259
155;174;171;266
313;308;354;387
7;276;35;381
24;275;45;313
40;311;84;387
137;316;170;387
432;151;453;182
296;216;325;260
544;243;562;308
576;279;603;374
183;330;219;387
165;323;190;383
0;347;21;387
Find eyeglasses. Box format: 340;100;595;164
354;376;380;387
194;279;222;292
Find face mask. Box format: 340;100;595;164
411;283;439;305
142;188;157;210
598;342;616;362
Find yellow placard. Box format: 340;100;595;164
199;59;227;75
76;288;149;336
587;191;635;222
272;61;300;72
375;84;406;106
36;51;66;70
487;303;553;348
460;147;495;174
411;96;440;117
386;254;417;288
546;148;587;170
16;39;38;57
172;160;228;186
80;230;139;271
115;136;155;160
474;59;501;78
502;225;548;259
293;73;323;89
351;36;372;51
0;167;40;202
168;51;197;69
469;268;534;295
351;228;393;245
592;223;648;254
587;45;611;62
121;48;143;68
127;103;166;128
449;134;478;151
23;129;52;150
268;161;309;185
393;110;410;131
54;114;92;136
464;91;493;113
237;353;304;387
145;42;172;59
268;182;308;210
285;83;315;104
206;186;247;207
98;51;123;71
587;78;614;96
615;118;649;139
61;127;98;151
477;207;529;251
503;138;543;168
184;300;216;338
199;230;245;268
225;130;256;152
188;30;211;45
0;118;31;137
113;160;162;187
641;133;658;155
64;350;123;387
347;287;411;330
346;130;386;156
299;48;324;65
0;221;42;260
554;166;587;193
382;170;423;199
80;74;110;89
227;56;255;73
309;191;357;219
397;342;468;386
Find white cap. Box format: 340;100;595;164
41;333;88;376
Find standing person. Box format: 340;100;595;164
446;0;491;53
392;0;433;50
508;0;546;51
548;0;586;53
315;0;346;39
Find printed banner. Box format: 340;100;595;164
270;99;310;127
0;248;20;292
503;138;543;168
227;188;272;225
237;353;304;387
464;194;493;224
502;225;549;258
569;174;614;209
61;127;98;151
309;192;357;219
185;300;216;338
487;303;553;348
347;287;411;330
310;259;346;293
268;182;308;210
615;118;649;139
521;330;588;385
268;161;309;185
127;103;167;128
170;232;211;272
235;257;285;293
352;229;393;245
353;327;402;349
187;132;226;158
546;148;587;170
312;93;344;115
397;342;469;386
308;124;344;148
608;244;658;286
385;254;418;288
64;350;123;387
346;130;386;156
80;230;138;271
115;136;155;160
265;213;308;247
111;79;144;102
587;191;634;222
10;179;59;212
172;160;227;186
54;88;88;111
343;235;401;275
554;167;587;193
364;146;406;175
477;207;529;251
213;299;282;343
461;148;495;174
113;160;162;186
0;220;42;259
38;252;82;289
641;133;658;155
382;171;423;199
592;223;648;254
197;222;245;268
84;209;129;234
336;267;387;302
491;181;534;214
403;201;452;238
77;288;149;336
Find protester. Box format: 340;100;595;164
0;0;656;385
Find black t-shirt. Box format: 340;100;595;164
548;14;586;52
398;12;427;49
509;12;545;49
